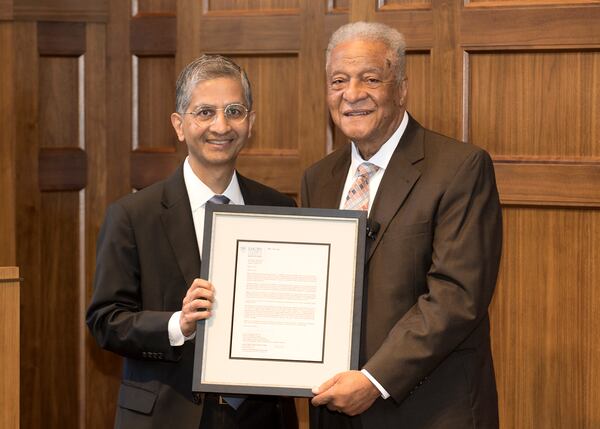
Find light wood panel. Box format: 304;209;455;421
137;0;176;14
0;267;20;429
491;207;600;428
206;0;299;13
469;51;600;158
379;0;432;10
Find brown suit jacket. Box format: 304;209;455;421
302;116;502;428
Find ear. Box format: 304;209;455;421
398;77;408;107
247;111;256;138
170;112;186;142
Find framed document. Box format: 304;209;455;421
192;205;367;397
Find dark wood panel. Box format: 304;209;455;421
38;56;80;148
0;23;16;265
137;55;177;150
462;6;600;49
137;0;176;15
374;9;433;49
0;0;12;20
130;15;176;56
494;160;600;207
37;21;85;56
37;191;81;427
206;0;299;14
230;55;299;151
379;0;431;11
39;148;87;191
14;0;107;22
199;15;300;53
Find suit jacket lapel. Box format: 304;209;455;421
367;116;424;261
160;164;201;290
318;144;352;209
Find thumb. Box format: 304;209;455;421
312;373;341;395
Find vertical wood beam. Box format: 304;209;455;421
0;267;20;429
0;23;16;266
430;0;462;140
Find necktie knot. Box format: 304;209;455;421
356;162;379;179
208;194;230;205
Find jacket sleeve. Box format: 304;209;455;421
363;149;502;401
86;202;184;362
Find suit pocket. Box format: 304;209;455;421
118;381;158;415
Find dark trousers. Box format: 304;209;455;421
200;394;298;429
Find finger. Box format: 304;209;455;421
191;278;213;291
188;298;212;313
311;389;334;407
312;374;340;395
190;287;214;302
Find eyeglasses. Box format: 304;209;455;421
184;103;250;124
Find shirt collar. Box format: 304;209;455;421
183;157;244;211
350;111;409;174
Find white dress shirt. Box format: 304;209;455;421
168;157;245;346
338;112;409;399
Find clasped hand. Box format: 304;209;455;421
179;278;214;337
311;370;380;416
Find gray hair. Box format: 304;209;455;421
326;21;406;81
175;54;253;114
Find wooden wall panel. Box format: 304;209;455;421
206;0;299;13
13;0;107;22
405;52;432;129
379;0;432;10
136;0;176;14
491;207;600;428
38;57;80;147
469;51;600;158
137;56;177;150
231;55;299;151
0;267;20;429
0;23;16;265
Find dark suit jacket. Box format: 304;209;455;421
86;165;296;429
302;116;502;429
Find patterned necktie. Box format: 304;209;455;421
343;162;380;211
208;194;230;205
207;194;246;409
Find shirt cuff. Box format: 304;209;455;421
168;311;196;346
361;369;390;399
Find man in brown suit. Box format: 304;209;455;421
303;22;502;428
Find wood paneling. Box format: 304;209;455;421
130;15;175;55
206;0;299;13
37;21;85;55
136;0;176;14
13;0;107;22
137;56;177;150
0;23;15;265
231;55;299;151
405;51;432;129
198;15;301;53
494;161;600;207
379;0;432;11
491;207;600;429
0;267;19;429
462;6;600;48
469;51;600;158
0;0;13;20
39;148;87;191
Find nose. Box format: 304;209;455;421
209;110;231;134
343;78;368;104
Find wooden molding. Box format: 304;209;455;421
494;159;600;207
130;15;176;56
0;266;19;429
38;21;86;56
38;147;87;191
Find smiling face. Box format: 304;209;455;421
171;77;255;177
327;39;407;158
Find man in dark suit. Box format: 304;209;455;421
303;22;502;428
87;55;297;429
